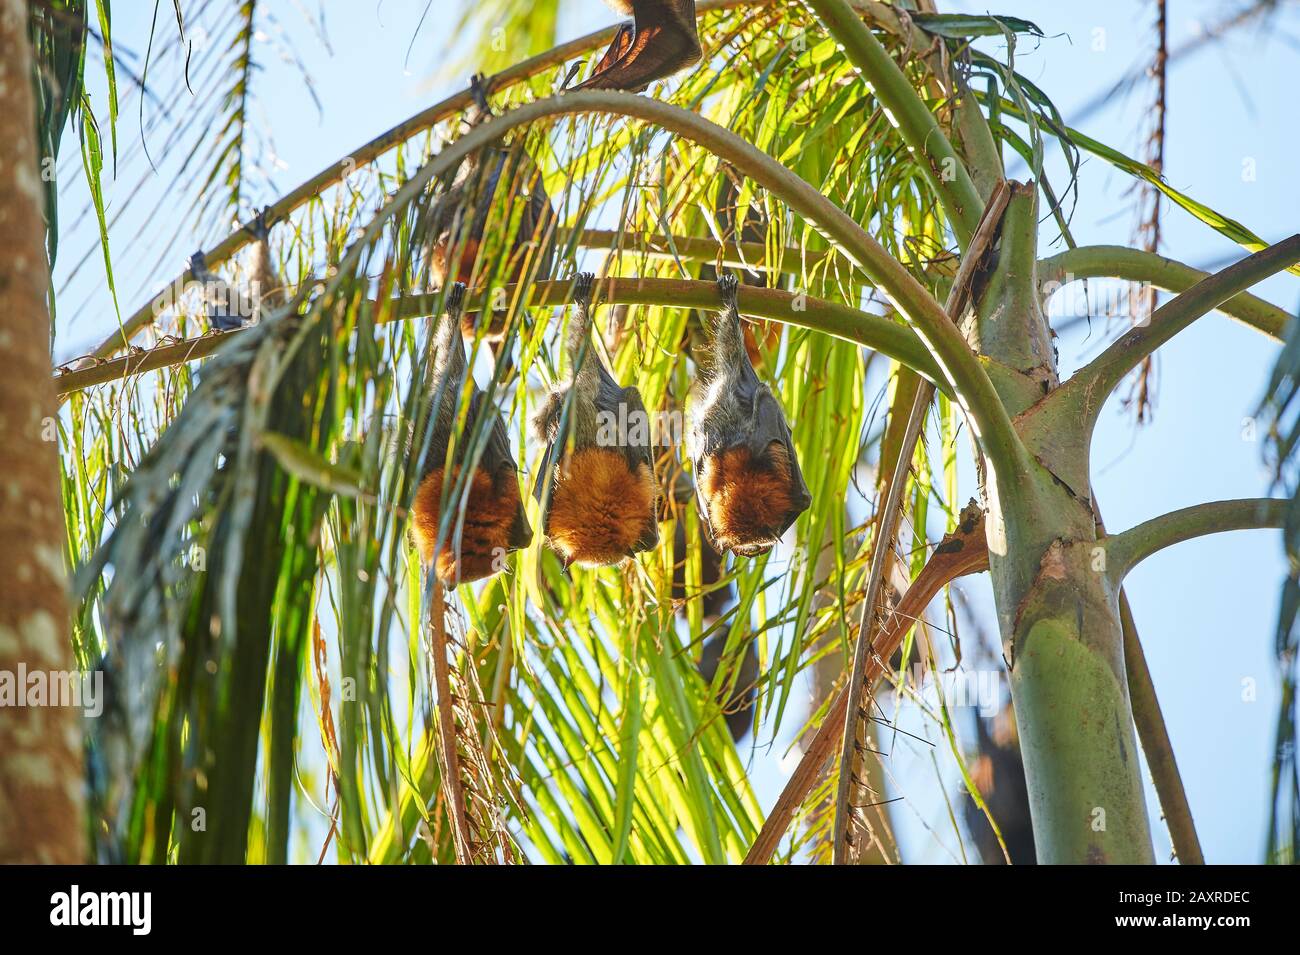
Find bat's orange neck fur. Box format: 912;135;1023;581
411;465;520;586
546;446;655;566
699;443;795;553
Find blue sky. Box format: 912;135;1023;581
57;1;1300;863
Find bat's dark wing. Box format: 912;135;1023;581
530;388;567;513
584;377;659;554
574;0;701;93
469;389;533;550
590;21;635;77
692;479;723;555
748;386;812;533
469;389;520;478
615;383;656;475
619;384;660;553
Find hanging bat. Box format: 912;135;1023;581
410;283;532;586
188;206;285;332
689;273;811;557
426;74;555;341
574;0;702;93
533;272;659;566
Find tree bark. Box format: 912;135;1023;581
0;0;85;864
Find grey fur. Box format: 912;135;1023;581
423;284;471;473
689;273;812;552
420;284;521;490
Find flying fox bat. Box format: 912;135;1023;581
532;272;659;566
410;283;532;586
689;273;811;557
426;74;555;341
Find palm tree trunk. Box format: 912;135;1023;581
976;185;1154;863
0;0;85;864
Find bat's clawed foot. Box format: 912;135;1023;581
446;281;468;316
469;72;492;113
572;271;596;307
559;61;585;91
717;272;740;308
245;206;274;241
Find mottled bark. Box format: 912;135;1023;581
0;0;85;864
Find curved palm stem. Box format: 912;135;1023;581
54;279;945;396
79;89;1026;481
1050;238;1300;436
1039;245;1295;342
1104;498;1286;587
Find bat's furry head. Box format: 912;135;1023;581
696;441;802;557
543;447;658;567
411;465;530;588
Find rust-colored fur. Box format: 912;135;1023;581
699;442;796;555
411;465;521;585
545;446;656;566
